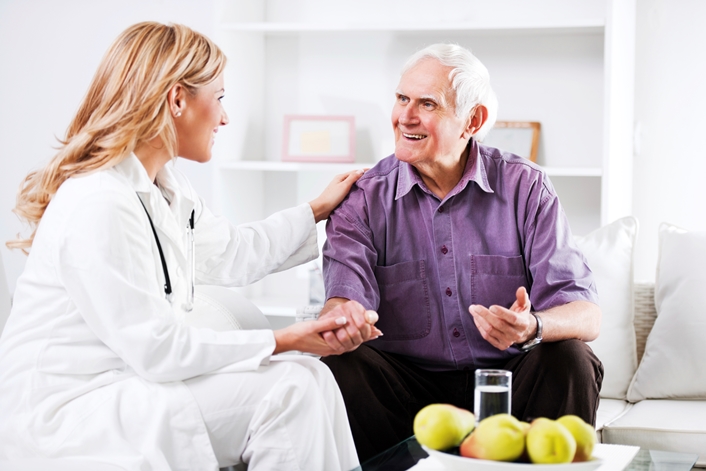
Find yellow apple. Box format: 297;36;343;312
517;421;532;462
519;421;531;434
557;415;596;462
459;413;525;462
526;418;577;464
414;404;475;450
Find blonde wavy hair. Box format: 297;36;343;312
7;22;226;251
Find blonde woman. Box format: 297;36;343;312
0;22;378;470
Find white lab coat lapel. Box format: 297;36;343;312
112;155;192;266
145;190;184;263
156;162;197;253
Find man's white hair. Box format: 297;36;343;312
401;43;498;141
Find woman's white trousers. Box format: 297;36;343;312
185;354;359;471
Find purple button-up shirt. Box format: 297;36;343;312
323;141;598;371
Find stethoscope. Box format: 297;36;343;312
138;194;195;311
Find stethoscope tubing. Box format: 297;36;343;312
137;193;195;310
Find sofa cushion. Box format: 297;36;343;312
595;399;632;443
627;224;706;401
601;399;706;466
576;216;638;400
596;399;632;434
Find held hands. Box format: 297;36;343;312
468;286;535;351
318;300;382;354
309;169;365;223
273;315;351;356
272;300;381;356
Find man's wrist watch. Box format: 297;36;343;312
520;312;543;351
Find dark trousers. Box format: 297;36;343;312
321;340;603;463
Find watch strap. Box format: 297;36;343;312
520;312;543;351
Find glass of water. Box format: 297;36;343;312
474;369;512;423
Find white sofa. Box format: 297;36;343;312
581;218;706;467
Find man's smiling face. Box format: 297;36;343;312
391;58;471;168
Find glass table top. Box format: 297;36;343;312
351;436;699;471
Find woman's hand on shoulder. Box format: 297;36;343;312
308;169;365;223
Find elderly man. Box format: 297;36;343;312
318;43;603;462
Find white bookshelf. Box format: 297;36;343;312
217;160;603;177
219;21;605;34
216;160;366;173
211;0;635;322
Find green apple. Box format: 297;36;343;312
459;413;525;462
526;418;577;464
557;415;596;462
414;404;475;450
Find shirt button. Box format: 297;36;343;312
446;287;452;296
438;206;444;213
453;328;460;338
441;245;448;254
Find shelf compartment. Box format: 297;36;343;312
216;160;367;172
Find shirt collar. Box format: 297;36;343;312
112;153;195;225
112;153;154;194
395;140;494;201
154;161;182;205
156;161;197;226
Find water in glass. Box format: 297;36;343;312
474;384;511;423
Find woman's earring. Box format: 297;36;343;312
175;111;182;118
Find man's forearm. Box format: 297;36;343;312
539;300;601;343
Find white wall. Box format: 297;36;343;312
0;0;216;293
1;0;704;290
632;0;706;281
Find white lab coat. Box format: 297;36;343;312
0;155;319;469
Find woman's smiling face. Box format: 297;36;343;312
175;73;228;163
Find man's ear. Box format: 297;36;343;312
463;105;488;139
168;83;186;118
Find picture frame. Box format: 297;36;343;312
482;121;541;162
282;115;356;163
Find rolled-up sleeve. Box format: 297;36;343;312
522;179;599;311
323;189;380;311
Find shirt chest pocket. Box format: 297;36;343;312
470;255;528;309
374;260;431;340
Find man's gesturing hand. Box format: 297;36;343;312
468;286;535;351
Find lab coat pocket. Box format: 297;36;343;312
374;260;431;340
470;254;528;309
